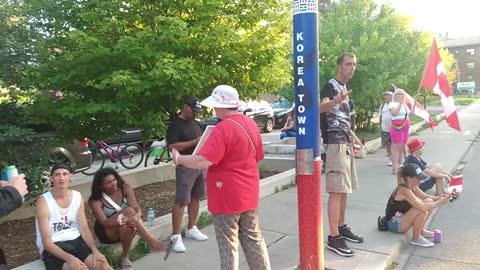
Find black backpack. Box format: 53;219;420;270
377;216;388;231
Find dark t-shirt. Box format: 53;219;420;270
320;78;352;144
404;155;427;170
166;116;203;155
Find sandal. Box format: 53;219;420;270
120;258;134;270
164;237;177;261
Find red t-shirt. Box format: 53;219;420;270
198;114;264;214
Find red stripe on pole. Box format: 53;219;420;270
297;159;323;270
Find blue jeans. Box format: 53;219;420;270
280;131;296;140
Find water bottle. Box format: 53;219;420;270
434;230;442;243
147;208;154;227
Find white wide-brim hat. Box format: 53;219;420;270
200;85;241;108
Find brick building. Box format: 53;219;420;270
440;36;480;93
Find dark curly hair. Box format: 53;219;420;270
88;167;125;202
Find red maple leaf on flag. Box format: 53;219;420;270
420;40;461;131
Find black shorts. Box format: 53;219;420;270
175;166;205;204
94;221;117;244
42;236;92;270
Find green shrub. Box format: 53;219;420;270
0;124;59;203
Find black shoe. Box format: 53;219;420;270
339;226;364;243
326;235;355;257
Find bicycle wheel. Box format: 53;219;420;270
144;147;171;167
81;148;105;175
119;143;144;169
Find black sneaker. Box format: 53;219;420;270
326;235;355;257
339;226;364;243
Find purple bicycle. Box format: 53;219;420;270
81;140;144;175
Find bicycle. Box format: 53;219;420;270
82;140;144;175
144;142;172;167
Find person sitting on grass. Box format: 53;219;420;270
279;112;296;140
89;168;175;270
35;163;113;270
404;138;453;196
383;164;451;247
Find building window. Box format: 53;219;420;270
466;48;475;55
466;62;475;69
455;50;459;54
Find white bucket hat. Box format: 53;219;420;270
201;85;240;108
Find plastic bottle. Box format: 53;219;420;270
147;208;155;227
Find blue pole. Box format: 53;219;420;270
293;0;323;269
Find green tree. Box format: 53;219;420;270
8;0;292;140
319;0;437;128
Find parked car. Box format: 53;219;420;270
271;99;294;129
51;138;92;173
103;128;154;148
241;100;275;133
200;100;275;133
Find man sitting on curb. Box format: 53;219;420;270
403;139;453;196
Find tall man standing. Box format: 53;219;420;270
320;53;364;257
166;96;208;253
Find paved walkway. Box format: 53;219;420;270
131;100;480;270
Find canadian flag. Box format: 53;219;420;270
447;175;463;195
420;40;461;131
392;85;438;130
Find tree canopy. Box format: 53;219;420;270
318;0;456;128
4;0;292;140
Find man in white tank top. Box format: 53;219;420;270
35;163;112;270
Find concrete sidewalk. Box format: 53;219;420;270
132;100;480;270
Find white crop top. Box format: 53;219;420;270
35;190;82;254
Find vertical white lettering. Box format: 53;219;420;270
298;105;305;113
296;32;304;41
298;67;304;75
296;44;304;52
297;116;306;124
299;127;306;135
296;55;304;64
297;78;304;86
298;94;304;102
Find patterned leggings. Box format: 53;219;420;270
212;209;271;270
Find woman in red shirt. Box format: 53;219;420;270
172;85;271;270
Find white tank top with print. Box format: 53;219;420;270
35;190;82;254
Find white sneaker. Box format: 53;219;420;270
388;161;393;167
185;226;208;241
411;236;434;247
170;234;186;253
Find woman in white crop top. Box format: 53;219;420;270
389;89;413;175
35;163;112;270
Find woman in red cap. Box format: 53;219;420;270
403;138;453;195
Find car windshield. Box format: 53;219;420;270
271;100;292;109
